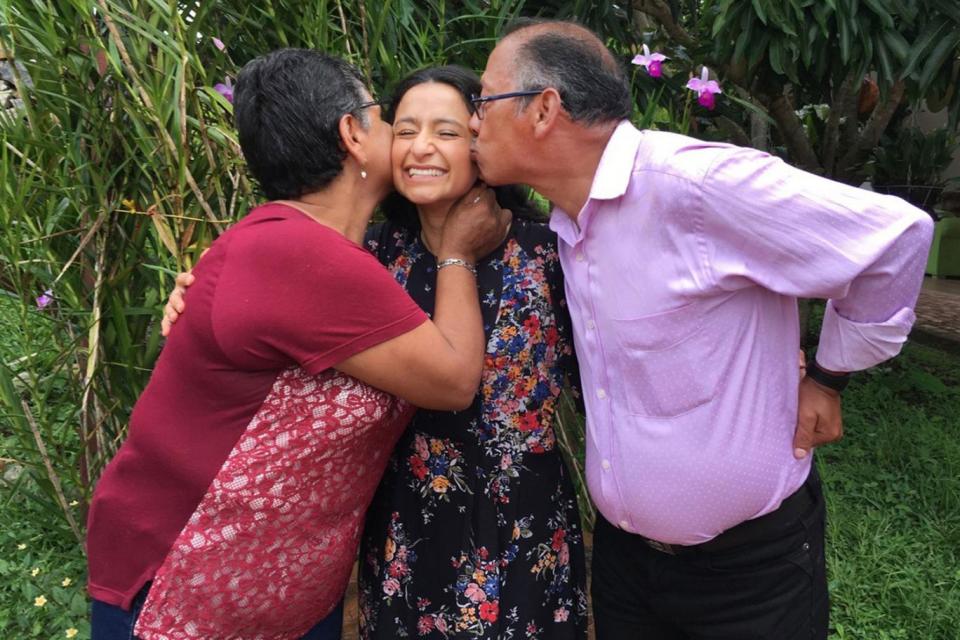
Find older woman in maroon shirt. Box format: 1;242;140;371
86;49;509;640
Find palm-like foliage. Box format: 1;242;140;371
679;0;960;180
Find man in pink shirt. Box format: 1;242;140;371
469;19;933;640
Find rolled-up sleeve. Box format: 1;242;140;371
815;209;932;371
698;145;934;372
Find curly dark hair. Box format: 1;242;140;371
380;65;544;232
234;49;371;200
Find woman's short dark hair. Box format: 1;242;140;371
234;49;370;200
380;65;544;232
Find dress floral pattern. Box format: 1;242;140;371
360;219;587;640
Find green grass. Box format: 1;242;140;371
821;339;960;640
0;491;89;638
0;295;88;638
1;289;958;637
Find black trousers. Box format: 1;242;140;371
591;470;829;640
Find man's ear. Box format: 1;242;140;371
531;88;564;139
338;112;368;166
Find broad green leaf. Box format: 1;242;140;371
881;29;910;63
917;32;960;92
751;0;768;25
862;0;894;30
768;38;785;76
901;22;951;79
875;37;894;85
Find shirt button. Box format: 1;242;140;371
586;320;595;330
601;459;611;470
619;520;629;529
596;388;607;399
575;252;585;262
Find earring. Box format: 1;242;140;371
360;168;368;180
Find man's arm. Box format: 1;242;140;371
699;146;933;334
696;145;934;455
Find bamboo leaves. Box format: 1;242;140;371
0;0;536;540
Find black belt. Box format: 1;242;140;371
638;467;820;556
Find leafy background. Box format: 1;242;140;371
0;1;958;637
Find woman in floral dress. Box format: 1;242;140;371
359;66;588;640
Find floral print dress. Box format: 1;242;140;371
359;219;588;640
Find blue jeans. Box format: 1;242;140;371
91;584;344;640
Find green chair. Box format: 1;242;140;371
926;217;960;277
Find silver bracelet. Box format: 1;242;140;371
436;257;477;276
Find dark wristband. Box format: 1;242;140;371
806;358;850;393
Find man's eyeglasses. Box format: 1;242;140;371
469;90;543;120
353;99;384;122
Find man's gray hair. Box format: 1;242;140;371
504;19;632;125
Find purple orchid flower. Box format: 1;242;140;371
212;37;226;52
686;66;722;110
631;44;668;78
36;289;54;310
214;78;233;104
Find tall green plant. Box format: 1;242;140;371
0;0;245;540
0;0;531;539
871;126;958;211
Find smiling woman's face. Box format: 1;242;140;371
391;82;477;208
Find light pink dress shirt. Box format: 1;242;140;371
549;121;933;545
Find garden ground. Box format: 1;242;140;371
1;283;958;639
916;276;960;342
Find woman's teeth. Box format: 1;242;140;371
408;168;446;177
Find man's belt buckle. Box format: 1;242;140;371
644;538;678;555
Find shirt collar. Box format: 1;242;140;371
549;120;642;245
588;119;643;201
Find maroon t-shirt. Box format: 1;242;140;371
87;203;427;609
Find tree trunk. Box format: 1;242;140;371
821;72;860;176
765;91;823;173
717;116;751;147
750;110;770;151
632;0;694;48
835;79;907;183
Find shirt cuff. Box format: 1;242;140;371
815;300;916;372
